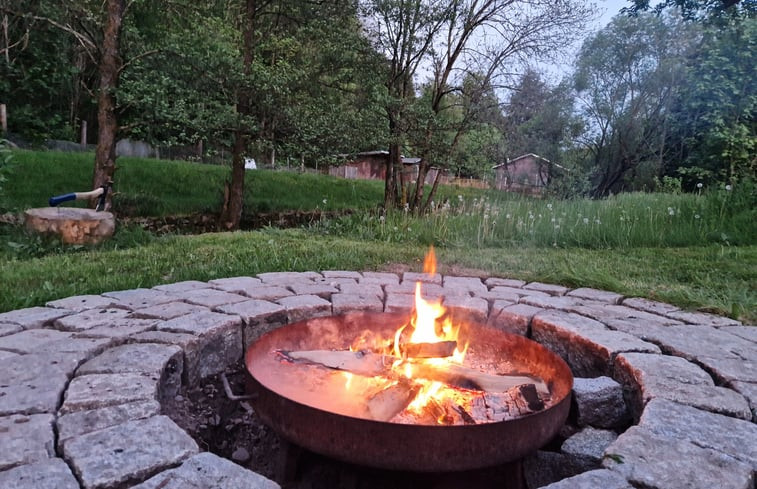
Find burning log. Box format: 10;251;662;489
278;349;549;396
365;380;421;422
401;340;457;358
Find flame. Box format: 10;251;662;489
423;245;437;275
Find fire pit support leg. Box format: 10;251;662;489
276;439;303;487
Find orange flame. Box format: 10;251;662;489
423;245;437;275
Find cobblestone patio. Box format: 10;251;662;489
0;271;755;489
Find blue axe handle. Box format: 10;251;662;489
49;193;78;207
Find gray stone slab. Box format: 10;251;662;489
385;282;444;297
35;336;116;364
257;271;321;285
0;306;73;329
666;309;741;326
523;282;570;296
568;304;678;325
217;300;287;347
402;272;442;284
102;288;176;310
443;296;489;323
720;325;757;343
477;288;522;303
490;285;550;299
566;287;624;304
61;373;158;414
46;294;121;312
639;398;757;469
130;301;208;320
639;324;757;361
562;427;618;466
176;288;248;308
523;450;583;488
129;452;280;489
0;322;22;337
603;426;753;489
78;343;183;401
731;381;757;422
54;307;131;331
519;294;587;310
73;317;159;340
359;272;399;285
532;311;659;377
63;415;198;489
614;352;751;420
486;303;540;336
0;350;19;360
622;297;680;316
288;282;338;299
484;277;526;288
152;280;210;293
540;469;633;489
697;355;757;384
314;276;357;288
322;270;362;279
0;328;73;354
209;276;263;293
572;376;630;429
126;330;198;347
442;276;487;294
0;458;79;489
239;285;294;301
0;413;55;470
0;353;81;415
332;293;384;314
384;293;415;313
57;400;161;444
603;318;674;339
277;294;332;322
338;282;384;298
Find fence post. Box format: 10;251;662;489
80;120;87;148
0;104;6;134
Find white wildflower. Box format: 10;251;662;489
583;218;589;224
725;185;732;191
697;182;703;189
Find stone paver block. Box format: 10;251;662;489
0;413;55;470
54;307;131;331
130;301;207;320
532;311;659;376
0;458;79;489
257;271;321;285
614;352;751;420
74;317;159;340
288;282;338;299
402;272;441;284
540;469;633;489
63;415;198;489
603;426;753;489
520;295;586;310
731;380;757;422
478;288;522;303
639;398;757;469
130;452;280;489
152;280;210;293
359;272;399;285
35;337;115;364
0;353;81;415
568;304;678;325
484;277;526;288
562;427;618;467
176;288;248;308
0;322;22;337
322;270;362;279
314;276;357;288
239;285;294;301
487;303;540;336
46;294;121;312
57;400;161;444
640;324;757;362
384;293;415;313
385;282;444;298
443;296;489;323
523;450;583;488
0;350;19;360
217;300;287;347
698;355;757;384
61;373;159;414
622;297;680;316
523;282;570;296
332;293;384;314
666;309;741;326
0;328;72;354
102;288;176;310
127;330;198;347
720;325;757;343
602;319;672;340
443;276;487;295
78;343;183;401
572;376;630;429
567;288;624;304
209;276;263;294
0;306;73;329
277;294;332;322
338;282;384;298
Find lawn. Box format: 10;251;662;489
1;150;754;323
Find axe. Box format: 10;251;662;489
49;180;114;211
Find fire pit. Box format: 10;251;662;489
245;263;573;473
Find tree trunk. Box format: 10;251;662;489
92;0;125;210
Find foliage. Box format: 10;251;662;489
0;139;13;200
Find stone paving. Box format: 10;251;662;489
0;271;754;489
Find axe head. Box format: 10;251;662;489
96;180;114;212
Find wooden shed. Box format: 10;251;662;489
492;153;557;195
330;151;440;184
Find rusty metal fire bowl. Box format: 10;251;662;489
245;311;573;472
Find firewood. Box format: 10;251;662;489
401;341;457;358
365;380;421;422
278;349;549;396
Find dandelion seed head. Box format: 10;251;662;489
725;185;732;191
697;182;703;189
583;217;589;224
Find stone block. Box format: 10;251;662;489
638;398;757;469
288;282;338;299
443;296;489;323
63;415;198;489
442;276;487;295
57;400;161;444
126;330;198;347
129;452;280;489
720;325;757;343
520;295;586;310
257;271;321;285
561;427;618;468
130;301;207;320
572;376;629;429
176;288;248;308
0;413;55;470
152;280;210;293
477;288;521;303
332;293;384;314
567;304;677;324
639;324;757;362
0;306;72;329
35;337;115;364
0;353;80;415
322;270;362;279
74;317;159;341
46;294;121;312
0;458;79;489
0;322;22;337
102;288;176;310
0;350;19;360
666;310;741;326
402;271;442;284
385;282;444;297
523;282;570;296
567;287;624;304
359;272;399;285
384;293;415;313
338;282;384;298
216;300;287;347
54;307;131;331
239;285;294;301
540;469;633;489
277;294;332;322
614;352;751;420
0;328;73;354
523;450;583;488
209;276;263;294
78;343;183;401
61;373;158;414
603;426;753;489
621;297;680;316
731;380;757;422
484;277;526;288
486;303;540;336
